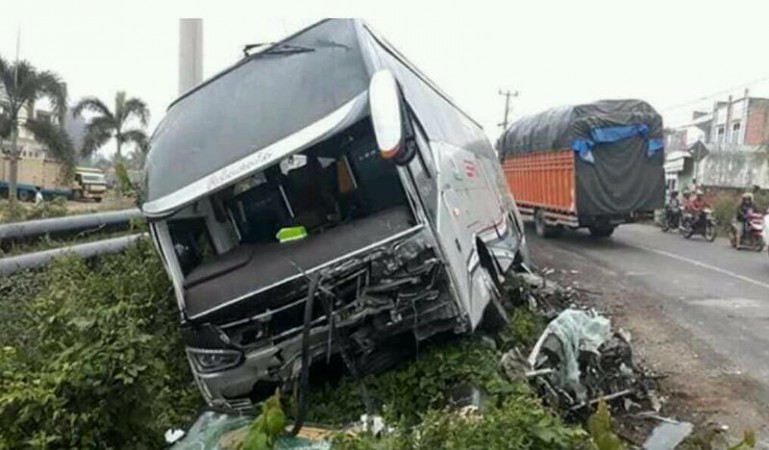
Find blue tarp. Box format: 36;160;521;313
571;124;664;163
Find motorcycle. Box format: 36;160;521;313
729;208;766;252
680;208;717;242
764;209;769;260
660;205;681;232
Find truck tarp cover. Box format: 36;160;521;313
497;99;665;216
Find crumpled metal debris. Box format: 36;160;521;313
500;274;658;417
528;309;612;403
502;271;576;319
501;272;680;445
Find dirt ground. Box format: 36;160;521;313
529;241;769;445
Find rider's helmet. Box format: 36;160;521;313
695;189;704;197
742;192;754;202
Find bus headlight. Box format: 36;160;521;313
187;347;243;373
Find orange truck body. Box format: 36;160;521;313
502;149;575;215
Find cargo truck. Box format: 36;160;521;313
0;156;107;202
0;155;70;201
71;166;107;202
497;99;666;238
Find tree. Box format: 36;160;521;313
0;55;73;203
73;91;149;160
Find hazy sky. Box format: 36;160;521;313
3;0;769;156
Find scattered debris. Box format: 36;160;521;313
349;414;390;437
169;411;252;450
527;308;612;404
501;272;661;435
165;428;186;444
643;420;694;450
169;410;332;450
502;271;575;319
449;383;486;409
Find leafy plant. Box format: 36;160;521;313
728;430;756;450
237;392;287;450
0;239;201;449
0;199;27;223
24;195;68;220
305;337;511;427
0;197;67;224
332;395;589;450
499;307;546;350
587;399;623;450
711;192;739;234
301;317;588;449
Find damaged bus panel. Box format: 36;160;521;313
142;19;528;412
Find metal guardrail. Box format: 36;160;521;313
0;208;142;244
0;233;147;276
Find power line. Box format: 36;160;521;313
660;74;769;112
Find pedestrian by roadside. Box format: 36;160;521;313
34;186;44;205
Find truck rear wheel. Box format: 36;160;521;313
18;189;31;203
534;209;562;238
589;225;615;238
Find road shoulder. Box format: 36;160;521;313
529;236;769;436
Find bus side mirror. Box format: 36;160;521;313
369;70;411;165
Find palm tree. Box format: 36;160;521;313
0;55;73;203
73;91;149;160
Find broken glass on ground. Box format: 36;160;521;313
169;410;332;450
642;419;694;450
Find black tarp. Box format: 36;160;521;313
497;99;665;216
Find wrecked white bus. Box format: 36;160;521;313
142;19;528;412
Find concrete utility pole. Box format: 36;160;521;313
498;89;519;130
178;19;204;96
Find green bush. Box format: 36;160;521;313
24;196;69;221
0;239;201;449
0;196;68;224
304;327;589;449
711;192;738;234
305;338;513;427
0;200;27;223
332;393;589;450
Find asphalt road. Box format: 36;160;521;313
528;223;769;383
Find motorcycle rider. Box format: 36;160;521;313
665;190;682;227
681;190;693;228
736;192;754;247
690;190;709;228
